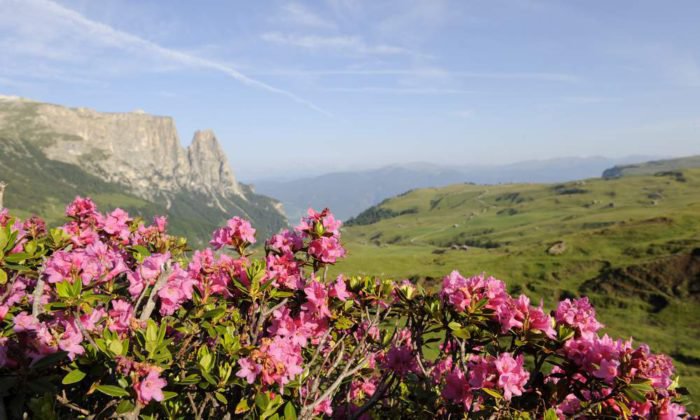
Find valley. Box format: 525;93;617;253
336;168;700;402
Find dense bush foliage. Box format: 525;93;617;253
0;198;691;418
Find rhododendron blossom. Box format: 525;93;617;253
0;199;690;419
134;369;167;404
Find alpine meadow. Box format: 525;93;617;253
1;0;700;418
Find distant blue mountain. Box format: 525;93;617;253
252;156;659;221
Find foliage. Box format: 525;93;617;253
0;198;691;418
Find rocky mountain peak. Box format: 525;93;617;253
187;129;243;198
0;97;247;201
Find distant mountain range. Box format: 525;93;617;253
253;156;659;221
0;95;287;244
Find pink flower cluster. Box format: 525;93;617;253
442;353;529;409
441;271;555;338
555;296;604;338
209;216;256;250
296;208;346;264
0;199;690;418
236;275;354;391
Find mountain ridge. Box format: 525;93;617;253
254;155;660;221
0;95;287;243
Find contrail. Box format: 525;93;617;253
26;0;332;116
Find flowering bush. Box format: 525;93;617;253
0;199;691;419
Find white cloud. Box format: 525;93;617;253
0;0;330;116
322;86;475;95
261;32;422;57
278;3;336;30
256;67;579;82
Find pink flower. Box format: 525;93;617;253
657;398;686;420
383;344;418;377
103;208;130;241
65;196;98;220
527;302;556;338
593;358;619;383
296;208;342;237
157;265;196;315
80;308;106;332
443;369;473;409
494;353;529;401
236;337;303;389
13;311;40;332
266;252;303;290
58;320;84;360
134;369;167;404
139;253;170;282
210;217;256;250
555;297;603;338
302;281;331;318
108;300;134;334
350;377;378;399
266;229;303;254
236;357;261;384
440;271;509;313
314;398;333;416
468;355;497;389
329;275;351;301
308;236;346;264
154;216;167;233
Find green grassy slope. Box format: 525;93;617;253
603;155;700;179
336;169;700;406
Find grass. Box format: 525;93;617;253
335;168;700;408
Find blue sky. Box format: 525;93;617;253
1;0;699;180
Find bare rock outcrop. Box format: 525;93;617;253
0;97;246;201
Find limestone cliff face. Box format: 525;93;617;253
187;130;243;197
0;97;246;201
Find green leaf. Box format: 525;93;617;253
543;408;558;420
55;281;72;298
334;316;354;330
623;387;646;403
482;388;503;400
96;385;130;398
0;269;6;286
283;402;297;420
162;391;178;401
132;245;151;257
255;392;270;411
448;321;462;331
109;340;124;356
452;327;471;340
200;369;217;386
235;399;251;414
0;227;8;250
629;379;653;393
61;369;86;385
4;252;29;263
178;374;201;385
31;351;67;370
202;307;226;320
70;278;82;297
115;400;135;414
24;240;37;256
214;392;228;405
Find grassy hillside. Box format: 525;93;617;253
0;137;286;244
336;169;700;407
603;155;700;179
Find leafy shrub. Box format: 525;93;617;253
0;198;691;418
